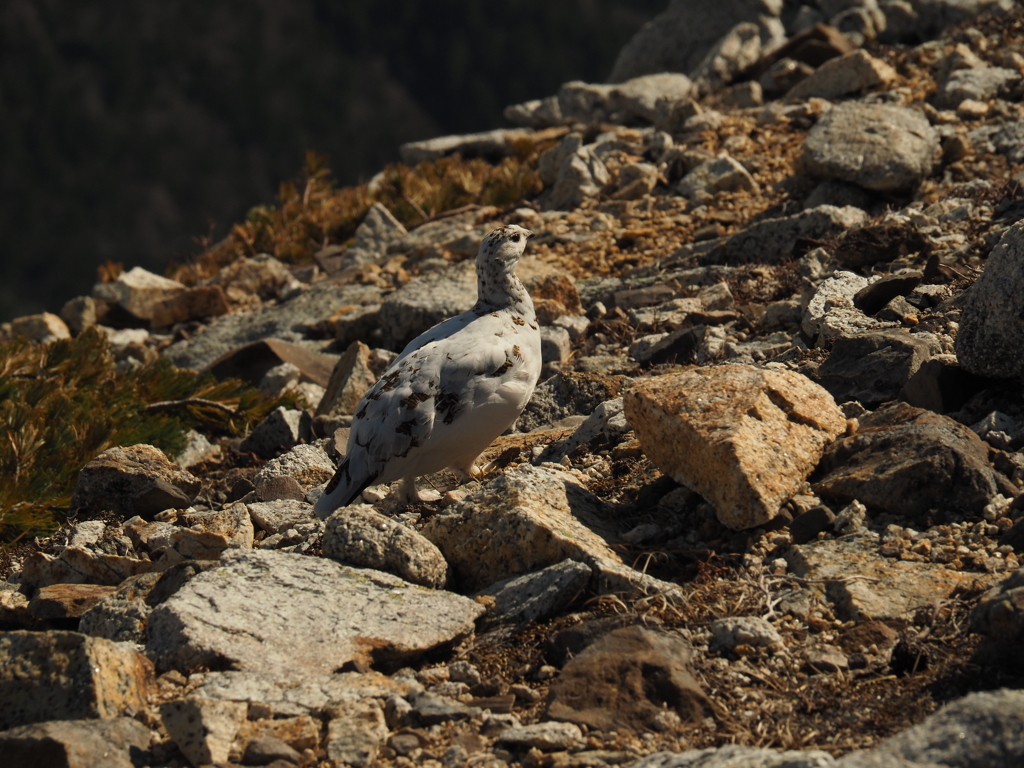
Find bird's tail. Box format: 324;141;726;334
313;457;376;519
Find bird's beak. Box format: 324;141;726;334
524;229;535;238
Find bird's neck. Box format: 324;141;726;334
475;262;535;318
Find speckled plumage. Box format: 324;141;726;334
314;225;542;518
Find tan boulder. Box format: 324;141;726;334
624;365;846;530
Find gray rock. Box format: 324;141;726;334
676;156;759;200
252;443;335;493
323;505;448;588
838;689;1024;768
517;370;628;433
9;312;71;343
536;396;629;464
69;444;200;520
804;644;850;674
247;499;317;535
937;65;1020;109
410;693;473;725
785;532;992;621
79;597;150;643
240;407;313;459
244;734;303;766
539;133;584;186
326;700;389;768
802;103;941;193
475;559;592;625
557;80;615;122
339;203;407;269
316;340;379;419
421;464;621;593
160;697;247;768
786;49;896;101
60;295;98;334
706;205;867;266
504;95;565;129
608;0;784;83
549;146;611;210
971;567;1024;645
814;402;1012;521
540;325;572;365
377;261;476;350
609;73;694;123
690;22;765;97
955;221;1024;378
162;280;379;372
817;330;935;406
804;180;874;211
145;549;484;679
0;718;153;768
497;722;585;752
625;745;835;768
399;128;532;165
196;669;414;718
710;616;783;650
0;630;153;730
802;270;876;338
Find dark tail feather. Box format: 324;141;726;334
314;458;376;518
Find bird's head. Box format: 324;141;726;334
478;224;534;271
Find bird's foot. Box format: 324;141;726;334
454;463;481;484
396;477;423;504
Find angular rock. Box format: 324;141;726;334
237;715;320;754
170;503;254;559
540;325;572;366
399;128;532;165
207;337;338;389
706;205;867;266
786;49;896;101
197;669;412;718
79;596;150;643
207;254;301;304
956;221;1024;379
518;370;629;433
547;626;707;734
838;690;1024;768
710;616;783;650
690;22;765;97
676;156;758;200
339;202;408;269
420;464;620;593
802;102;941;192
145;549;484;678
323;505;448;588
625;365;846;530
239;407;313;459
377;262;476;350
785;533;995;621
316;340;378;418
0;718;153;768
549;147;611;210
28;583;116;620
504;95;565;129
162;280;379;372
802;270;876;338
609;73;693;123
475;559;592;625
813;402;1012;521
69;444;200;520
497;722;585;752
817;330;935;406
325;700;389;768
252;443;335;493
852;272;924;316
971;567;1024;645
9;312;71;343
95;266;186;324
18;546;158;591
937;66;1020;109
0;630;153;729
247;499;317;535
244;735;303;766
608;0;784;83
160;697;247;768
614;162;661;200
629;745;835;767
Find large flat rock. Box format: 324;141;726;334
145;549;484;678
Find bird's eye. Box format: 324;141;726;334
511;233;520;242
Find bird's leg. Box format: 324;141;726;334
396;477;423;504
453;459;482;485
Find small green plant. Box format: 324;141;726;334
0;328;295;543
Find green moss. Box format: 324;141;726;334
0;328;295;544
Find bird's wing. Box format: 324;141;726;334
347;311;516;481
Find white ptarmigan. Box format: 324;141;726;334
314;224;543;518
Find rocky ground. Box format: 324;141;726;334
4;1;1024;766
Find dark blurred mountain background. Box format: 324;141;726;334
0;0;664;322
